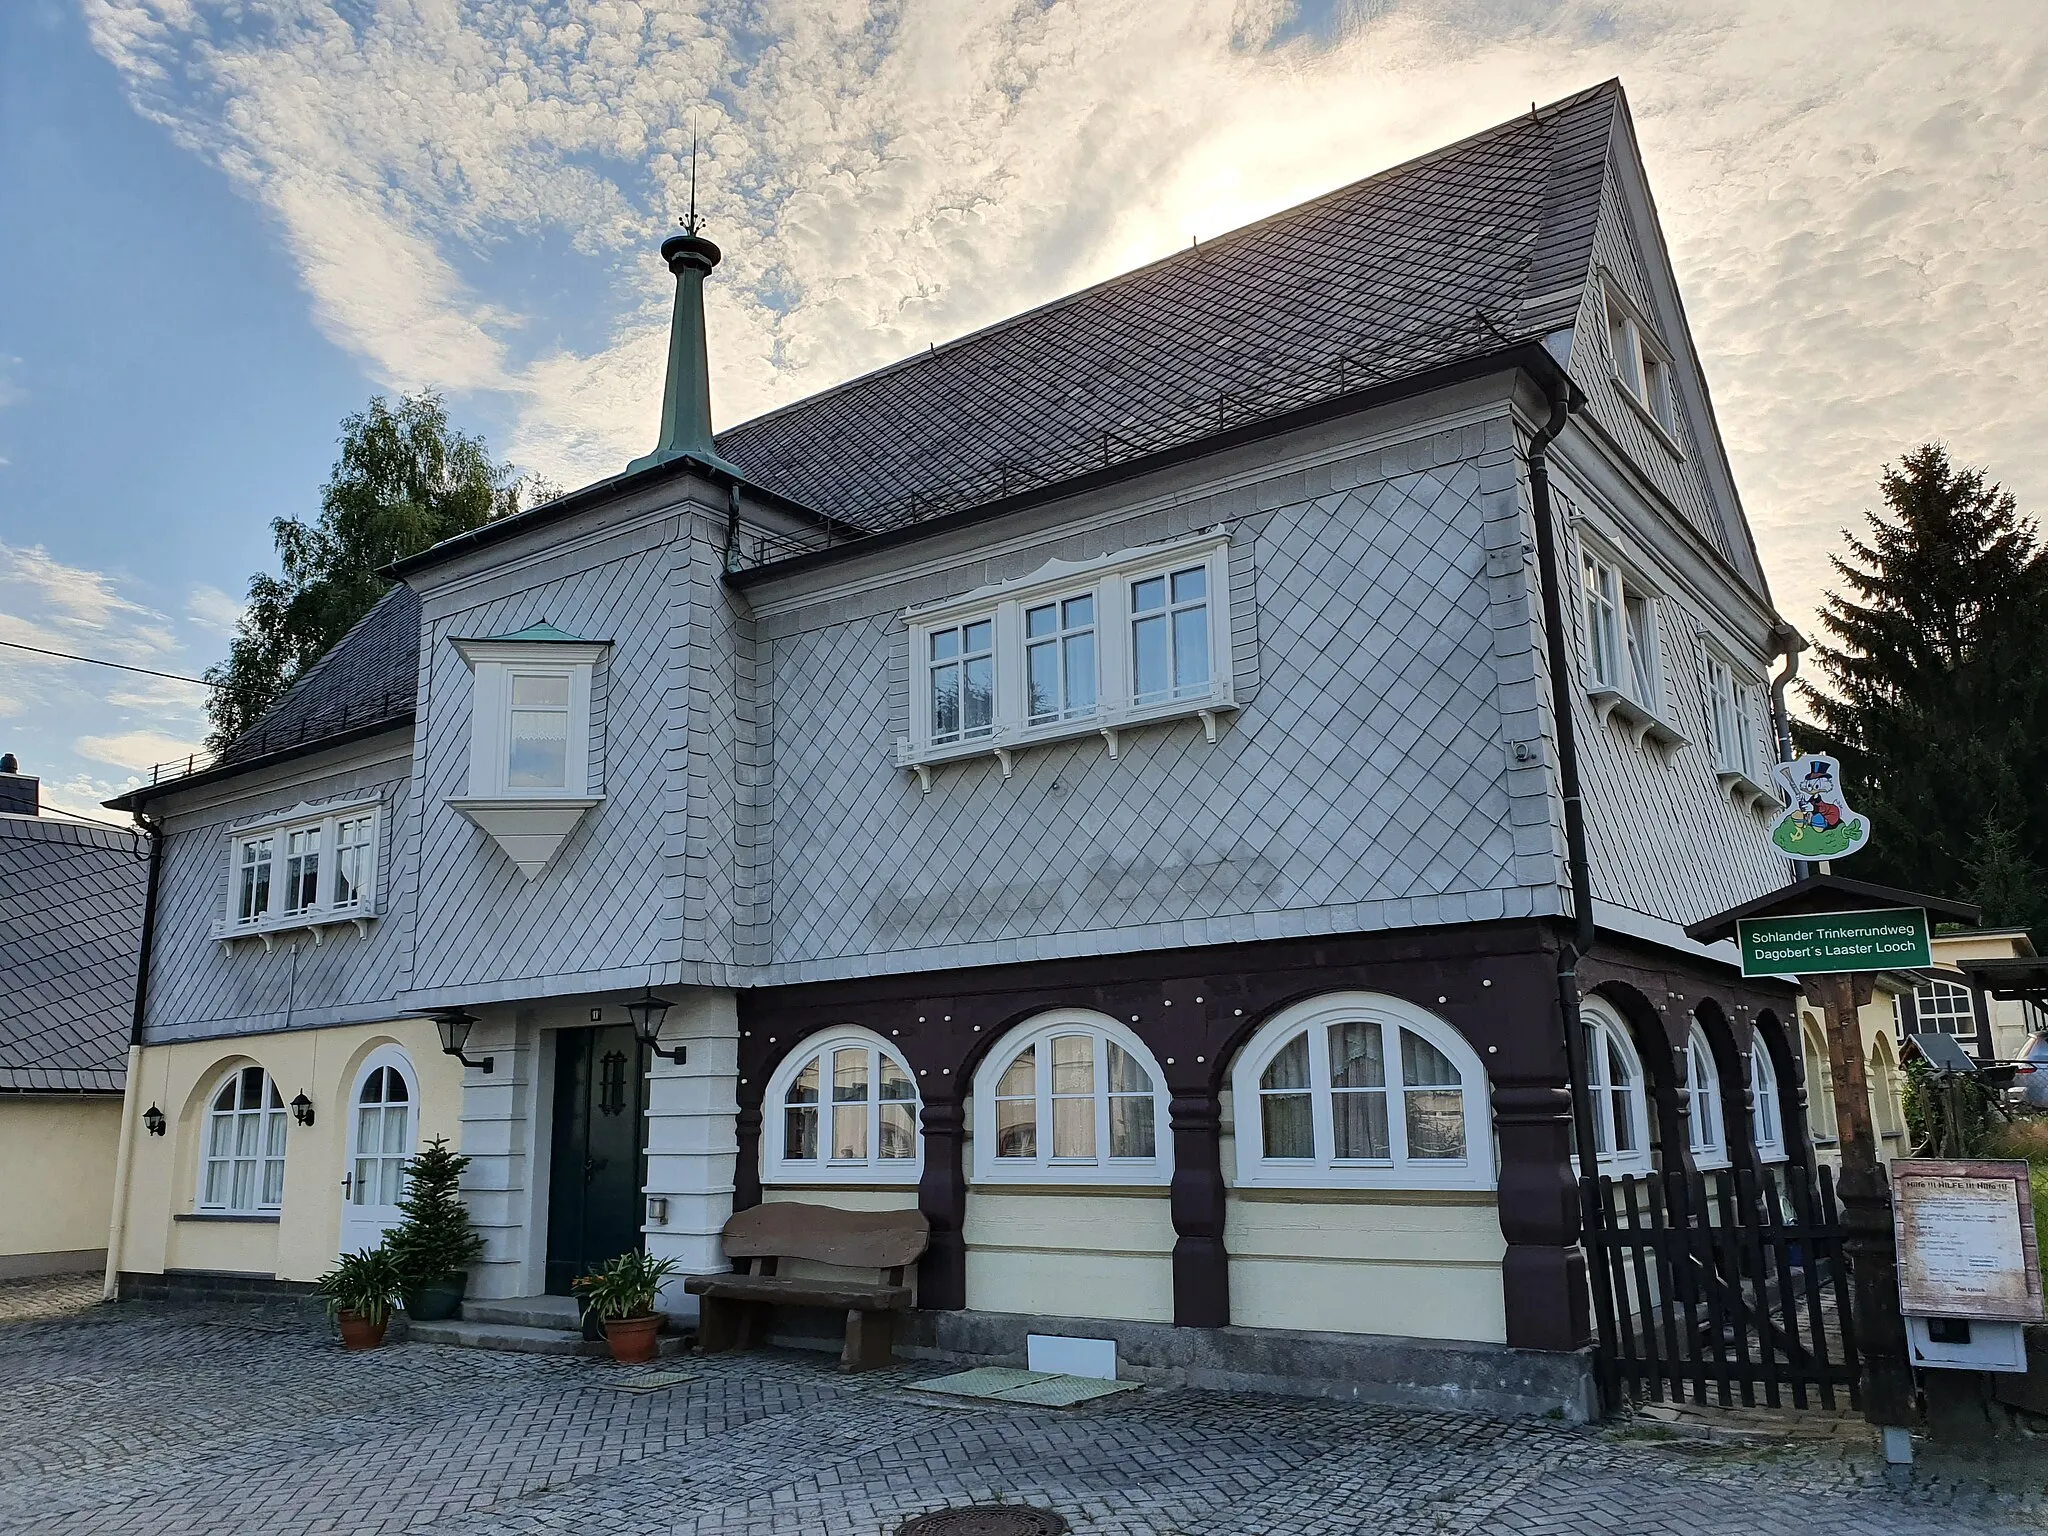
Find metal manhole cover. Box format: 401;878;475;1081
896;1506;1069;1536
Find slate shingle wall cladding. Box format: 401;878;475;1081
0;818;146;1089
142;750;414;1043
411;535;702;996
1554;484;1785;924
764;424;1561;978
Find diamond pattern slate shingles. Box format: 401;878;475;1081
0;818;146;1091
715;83;1620;532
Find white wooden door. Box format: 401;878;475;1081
340;1046;418;1255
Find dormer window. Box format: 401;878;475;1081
1604;281;1678;446
448;624;610;879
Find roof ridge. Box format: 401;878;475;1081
716;79;1623;448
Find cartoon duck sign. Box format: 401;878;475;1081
1768;753;1870;862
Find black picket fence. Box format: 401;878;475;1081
1591;1161;1862;1411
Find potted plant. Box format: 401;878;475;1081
316;1244;406;1350
573;1250;681;1364
385;1136;487;1321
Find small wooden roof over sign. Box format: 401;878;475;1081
1685;873;1981;947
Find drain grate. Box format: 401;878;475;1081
896;1507;1069;1536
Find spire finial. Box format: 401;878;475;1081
683;120;702;237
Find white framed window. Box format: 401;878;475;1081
1232;992;1494;1192
221;799;381;941
1686;1023;1728;1170
1801;1015;1838;1142
1705;651;1763;783
1604;282;1677;440
199;1064;288;1213
1869;1038;1906;1140
1582;552;1623;693
1579;541;1677;748
1749;1044;1786;1163
1581;999;1652;1177
762;1030;923;1185
1911;978;1977;1038
450;630;610;801
899;532;1234;780
972;1012;1171;1185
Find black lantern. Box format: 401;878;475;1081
290;1092;315;1127
625;988;685;1065
142;1103;166;1137
429;1008;495;1073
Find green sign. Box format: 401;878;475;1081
1737;907;1932;977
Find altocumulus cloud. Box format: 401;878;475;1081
78;0;2048;643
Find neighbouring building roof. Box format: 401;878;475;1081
713;80;1622;530
0;816;148;1092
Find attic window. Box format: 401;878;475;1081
1603;283;1677;444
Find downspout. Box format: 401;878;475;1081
102;808;165;1302
1524;372;1619;1394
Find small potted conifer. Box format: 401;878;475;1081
385;1136;487;1321
573;1251;681;1364
316;1245;406;1350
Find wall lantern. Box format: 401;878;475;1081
290;1092;316;1127
625;989;686;1065
142;1104;166;1137
429;1008;495;1073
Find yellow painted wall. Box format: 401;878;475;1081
0;1097;123;1260
113;1019;463;1283
1798;991;1912;1167
963;1189;1176;1324
1224;1191;1508;1343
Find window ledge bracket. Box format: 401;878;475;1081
1588;687;1687;755
1716;770;1777;814
898;697;1236;787
217;911;377;949
1099;726;1120;760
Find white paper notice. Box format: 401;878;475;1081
1896;1174;2031;1319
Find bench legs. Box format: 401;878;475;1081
840;1308;896;1373
696;1295;762;1354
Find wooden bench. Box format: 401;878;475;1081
685;1202;929;1372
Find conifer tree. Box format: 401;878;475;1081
1799;444;2048;931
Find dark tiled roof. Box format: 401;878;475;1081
216;584;420;768
715;81;1622;530
0;818;147;1092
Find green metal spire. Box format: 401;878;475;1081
628;223;742;477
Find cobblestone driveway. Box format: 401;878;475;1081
1;1293;2043;1535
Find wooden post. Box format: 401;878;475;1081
916;1096;968;1310
1168;1084;1230;1327
1802;971;1915;1429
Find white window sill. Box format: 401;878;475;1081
898;693;1236;791
1715;768;1777;814
176;1211;282;1223
1611;371;1685;460
1234;1164;1494;1194
215;909;376;949
1588;686;1687;753
974;1163;1172;1188
763;1168;922;1188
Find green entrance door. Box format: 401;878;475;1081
545;1025;649;1295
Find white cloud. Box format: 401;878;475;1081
74;0;2048;657
185;582;244;635
74;728;206;774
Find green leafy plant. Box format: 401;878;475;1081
384;1136;486;1290
315;1244;407;1326
572;1250;680;1322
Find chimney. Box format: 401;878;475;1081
0;753;37;817
627;222;743;478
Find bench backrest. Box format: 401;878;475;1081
721;1202;929;1272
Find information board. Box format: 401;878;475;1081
1891;1159;2043;1322
1735;907;1931;977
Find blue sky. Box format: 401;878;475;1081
4;0;2045;821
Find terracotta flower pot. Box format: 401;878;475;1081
337;1310;389;1351
603;1313;663;1364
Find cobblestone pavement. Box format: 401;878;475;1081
1;1296;2043;1536
0;1272;102;1325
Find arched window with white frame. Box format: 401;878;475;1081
1801;1015;1838;1141
972;1012;1170;1184
1686;1023;1728;1169
1580;999;1652;1177
198;1064;287;1213
1232;992;1494;1191
1749;1042;1786;1163
762;1030;922;1184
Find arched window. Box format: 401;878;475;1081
1581;1000;1652;1177
1801;1015;1838;1141
1686;1023;1728;1169
1749;1044;1786;1163
1869;1037;1905;1140
199;1065;287;1213
973;1012;1170;1184
762;1030;922;1184
1232;993;1493;1191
